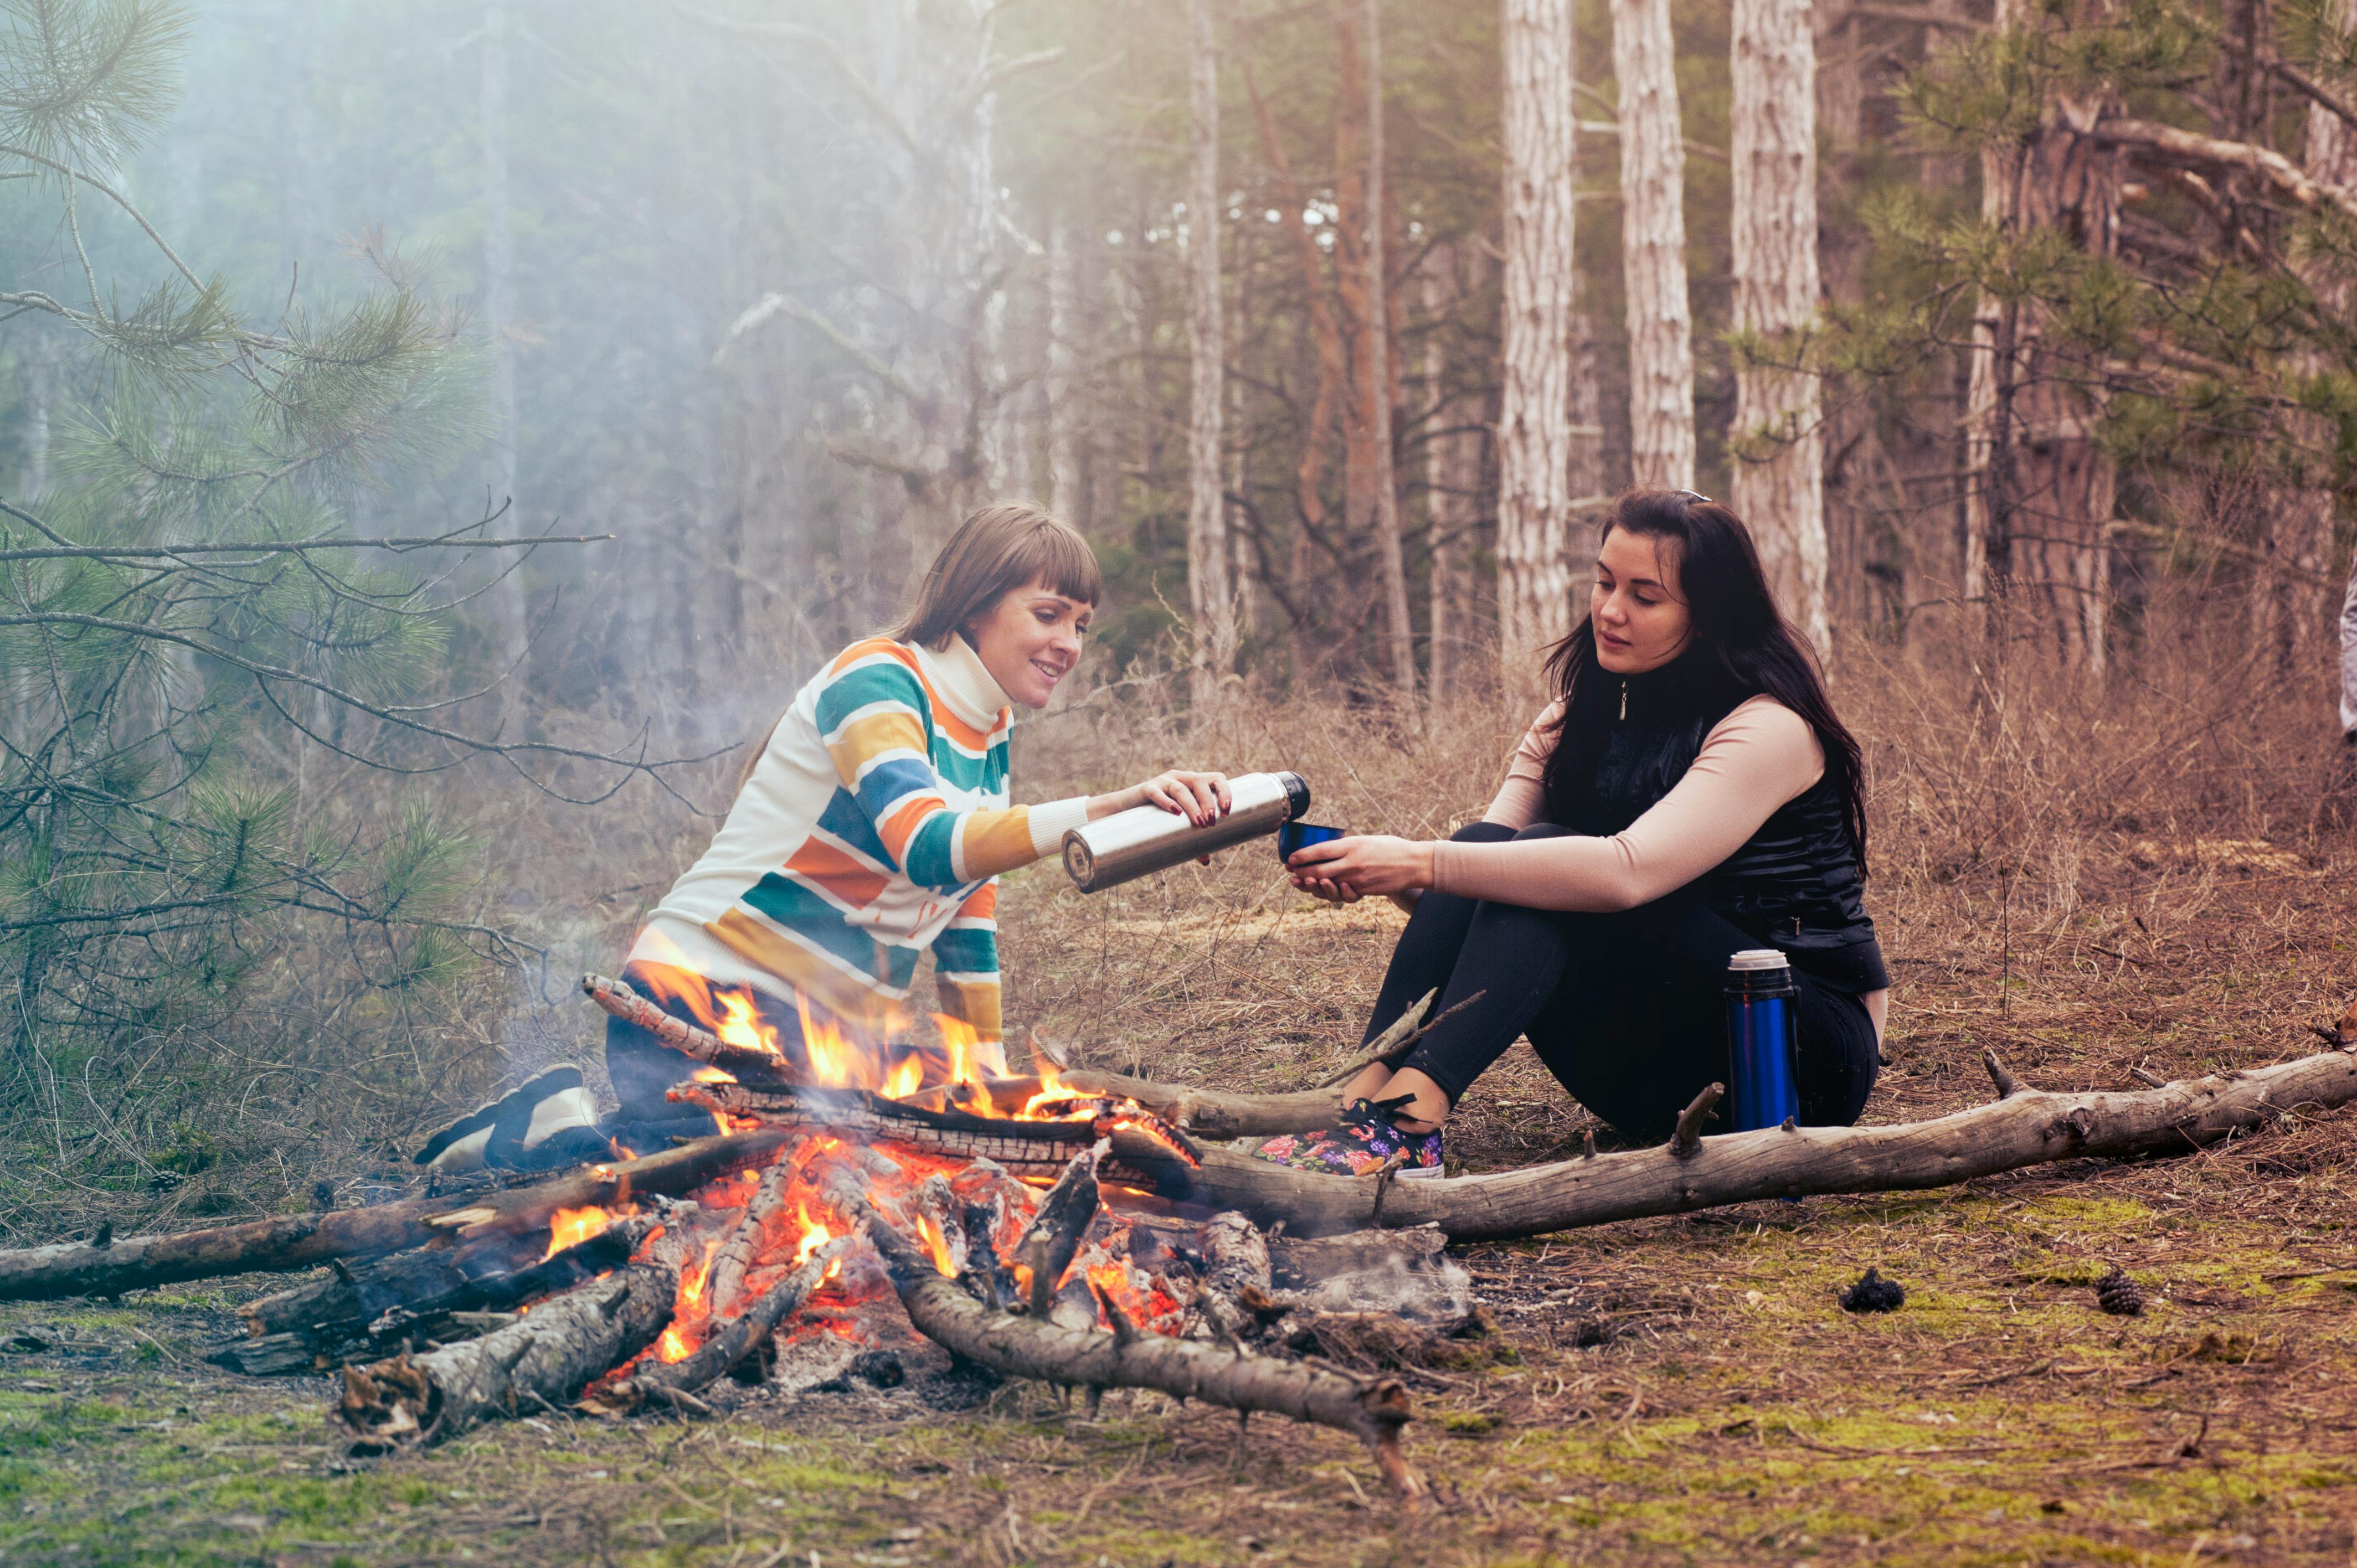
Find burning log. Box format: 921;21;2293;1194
580;971;798;1086
677;1081;1200;1194
583;1238;851;1415
1146;1044;2357;1240
333;1232;689;1453
0;1127;794;1302
213;1219;658;1376
833;1178;1425;1502
705;1159;796;1318
1013;1140;1107;1314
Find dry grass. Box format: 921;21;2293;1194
5;613;2356;1565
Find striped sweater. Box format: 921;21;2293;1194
629;635;1089;1056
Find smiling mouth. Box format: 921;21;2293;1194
1031;660;1067;684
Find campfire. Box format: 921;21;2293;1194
6;975;2350;1506
306;972;1449;1497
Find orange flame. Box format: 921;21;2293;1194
545;1203;632;1261
691;1065;737;1085
656;1324;692;1363
912;1212;955;1276
881;1054;925;1100
795;992;879;1090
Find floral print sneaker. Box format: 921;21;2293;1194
1250;1097;1444;1177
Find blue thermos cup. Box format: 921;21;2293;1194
1725;948;1800;1132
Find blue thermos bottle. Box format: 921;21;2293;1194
1725;949;1800;1132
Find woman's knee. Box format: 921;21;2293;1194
1509;822;1574;842
1450;820;1517;844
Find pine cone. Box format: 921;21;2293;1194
1838;1266;1906;1314
2095;1263;2144;1317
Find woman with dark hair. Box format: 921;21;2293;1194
1255;489;1887;1175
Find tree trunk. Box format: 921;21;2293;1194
480;2;533;724
1612;0;1696;492
2275;0;2357;678
1497;0;1582;696
1046;217;1084;522
1420;244;1487;719
1729;0;1829;652
1362;0;1418;718
1963;0;2122;673
1186;0;1236;713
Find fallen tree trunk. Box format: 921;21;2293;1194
836;1179;1424;1500
0;1127;797;1301
1139;1047;2357;1240
333;1245;685;1452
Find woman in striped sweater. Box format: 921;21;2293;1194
420;504;1228;1171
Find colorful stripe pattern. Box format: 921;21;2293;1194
632;636;1080;1041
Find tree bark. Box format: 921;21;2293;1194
1362;0;1418;718
1612;0;1697;492
1730;0;1830;652
2275;0;2357;678
333;1249;683;1452
1419;243;1487;718
480;2;533;725
1186;0;1236;713
1126;1046;2357;1240
1498;0;1584;696
1965;0;2122;673
1045;215;1084;523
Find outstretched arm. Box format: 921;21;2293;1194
1288;697;1823;908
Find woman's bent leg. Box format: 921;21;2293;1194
1354;822;1518;1049
1385;826;1587;1106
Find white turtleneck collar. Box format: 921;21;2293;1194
912;633;1013;730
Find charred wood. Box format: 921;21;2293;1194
0;1127;796;1301
211;1222;655;1376
1014;1140;1105;1308
584;1239;849;1414
332;1241;686;1452
838;1182;1425;1501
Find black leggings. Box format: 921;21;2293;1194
1368;822;1881;1141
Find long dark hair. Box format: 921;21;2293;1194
1540;489;1870;870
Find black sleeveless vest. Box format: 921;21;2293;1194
1542;660;1890;993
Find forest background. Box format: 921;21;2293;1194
6;0;2356;1231
8;3;2357;1563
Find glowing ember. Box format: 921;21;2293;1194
545;1204;627;1261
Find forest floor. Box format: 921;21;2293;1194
6;797;2356;1565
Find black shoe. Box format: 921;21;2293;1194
413;1066;600;1172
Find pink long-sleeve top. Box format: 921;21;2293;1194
1429;695;1888;1035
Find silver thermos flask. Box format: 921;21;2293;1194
1061;771;1310;893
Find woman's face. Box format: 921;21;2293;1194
964;578;1093;709
1589;527;1694;674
